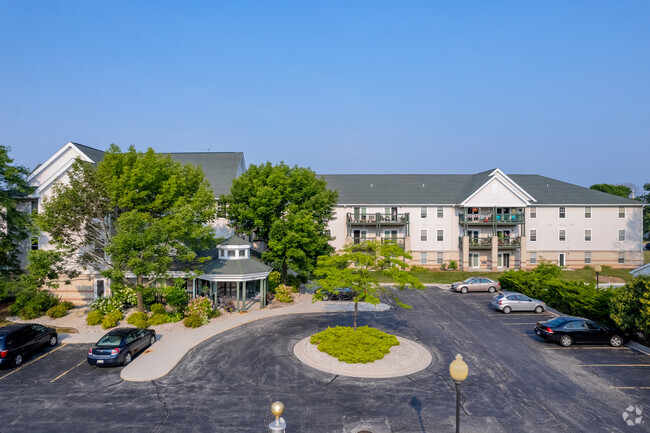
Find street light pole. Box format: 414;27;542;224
594;265;602;288
449;354;468;433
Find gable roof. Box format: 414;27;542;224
219;235;251;247
320;171;641;206
71;142;105;163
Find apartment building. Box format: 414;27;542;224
321;169;643;271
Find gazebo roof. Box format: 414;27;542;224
219;236;251;247
201;256;272;275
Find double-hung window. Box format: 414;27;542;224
618;229;626;241
420;230;427;242
559;206;566;219
559;229;566;242
530;229;537;242
436;229;444;242
584;229;592;242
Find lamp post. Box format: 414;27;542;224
269;401;286;432
449;354;468;433
594;265;602;288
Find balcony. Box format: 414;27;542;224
459;213;524;225
459;236;521;249
351;236;406;249
347;212;410;225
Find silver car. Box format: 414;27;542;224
450;276;500;294
492;292;545;314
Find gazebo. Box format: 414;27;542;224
191;236;272;311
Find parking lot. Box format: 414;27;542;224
0;287;648;432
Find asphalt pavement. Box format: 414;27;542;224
1;287;648;432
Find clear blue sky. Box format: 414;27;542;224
1;1;648;191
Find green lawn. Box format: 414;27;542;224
645;250;650;264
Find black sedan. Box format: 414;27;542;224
318;288;354;301
0;323;58;368
534;317;628;347
87;327;156;366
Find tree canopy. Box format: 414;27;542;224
313;240;424;330
220;162;338;282
589;183;633;198
38;145;218;311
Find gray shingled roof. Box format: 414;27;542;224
69;143;243;198
320;172;641;206
201;256;272;275
219;236;251;246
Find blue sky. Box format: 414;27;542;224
1;1;648;191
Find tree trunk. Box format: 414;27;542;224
136;276;144;313
354;300;358;331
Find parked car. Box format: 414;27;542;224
0;323;58;368
450;277;500;293
534;317;629;347
492;292;546;314
317;287;354;301
87;327;156;367
645;243;650;251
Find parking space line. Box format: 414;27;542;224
50;359;86;383
579;364;650;367
611;386;650;390
0;344;67;382
543;347;630;350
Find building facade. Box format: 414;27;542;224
321;169;644;271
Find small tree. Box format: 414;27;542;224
610;276;650;335
314;240;423;330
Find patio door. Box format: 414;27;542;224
384;230;398;242
558;253;566;267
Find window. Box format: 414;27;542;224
216;201;227;218
436;229;444;242
529;252;537;265
584;252;591;264
559;206;566;218
584;229;592;242
31;236;39;250
421;207;427;218
420;230;427;242
529;206;537;219
31;200;38;216
618;207;625;218
437;252;443;264
420;252;427;264
530;229;537;242
470;253;479;268
618;252;625;264
584;206;591;219
324;229;332;238
360;207;367;219
559;229;566;242
618;229;626;241
437;207;444;218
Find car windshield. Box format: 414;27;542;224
96;335;124;347
545;317;570;327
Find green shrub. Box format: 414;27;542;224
8;302;21;316
186;296;214;325
274;284;293;303
208;308;220;319
11;289;59;319
164;280;190;311
148;313;169;326
310;326;399;363
132;317;150;329
112;286;137;306
286;274;302;292
90;297;123;315
102;315;119;329
448;260;458;270
106;310;124;322
47;304;69;318
86;310;104;326
60;301;75;310
610;276;650;333
165;312;184;323
183;314;203;328
127;312;149;325
19;305;43;320
150;303;166;315
268;271;282;291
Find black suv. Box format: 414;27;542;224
0;324;58;368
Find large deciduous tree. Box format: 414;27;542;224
221;162;338;282
0;145;34;300
38;145;218;311
589;183;633;198
313;240;424;330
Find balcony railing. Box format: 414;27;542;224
347;213;410;224
459;236;521;249
459;213;524;224
351;236;406;248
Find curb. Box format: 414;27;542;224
627;341;650;356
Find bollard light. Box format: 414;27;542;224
594;265;602;288
449;354;468;433
269;401;286;432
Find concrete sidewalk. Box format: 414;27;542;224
116;295;390;382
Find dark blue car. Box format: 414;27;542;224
87;327;156;366
0;323;58;368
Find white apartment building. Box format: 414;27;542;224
321;169;644;271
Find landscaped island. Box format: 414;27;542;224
310;326;399;364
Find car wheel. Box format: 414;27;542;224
534;306;544;314
460;287;468;294
14;354;23;367
322;294;330;301
49;335;58;347
123;352;132;366
502;306;511;314
149;336;156;346
560;335;573;347
488;286;496;293
609;335;623;347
